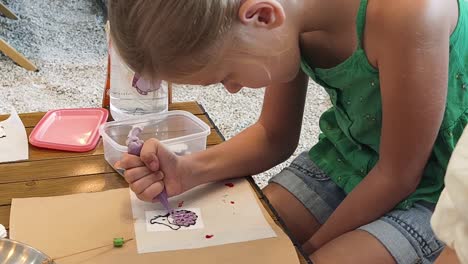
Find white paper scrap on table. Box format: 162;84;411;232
130;178;277;253
0;107;28;163
0;224;7;238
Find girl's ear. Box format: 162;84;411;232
239;0;285;29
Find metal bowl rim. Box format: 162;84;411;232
0;238;54;259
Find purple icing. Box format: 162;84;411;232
171;210;198;227
149;209;199;230
126;127;144;156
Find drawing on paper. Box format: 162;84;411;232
148;209;199;231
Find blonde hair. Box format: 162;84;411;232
108;0;242;80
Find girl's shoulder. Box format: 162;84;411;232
362;0;459;64
365;0;458;43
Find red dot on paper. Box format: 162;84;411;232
225;183;234;188
230;201;235;204
205;235;214;239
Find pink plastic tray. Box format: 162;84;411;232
29;108;109;152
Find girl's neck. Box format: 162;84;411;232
289;0;361;33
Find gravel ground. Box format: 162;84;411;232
0;0;330;188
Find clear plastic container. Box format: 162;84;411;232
99;110;211;168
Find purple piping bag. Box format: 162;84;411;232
127;126;172;213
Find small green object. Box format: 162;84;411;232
113;237;124;247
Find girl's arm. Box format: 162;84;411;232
183;70;309;188
118;71;308;201
435;248;461;264
304;0;453;252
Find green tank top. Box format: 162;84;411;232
302;0;468;209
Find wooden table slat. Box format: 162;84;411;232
28;141;105;160
207;129;224;146
0;205;10;229
0;155;114;184
17;112;45;128
0;173;128;206
0;101;205;128
168;101;205;115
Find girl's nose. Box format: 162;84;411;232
222;81;242;94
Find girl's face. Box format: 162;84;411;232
170;42;301;93
166;0;301;93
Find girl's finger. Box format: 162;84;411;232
140;138;160;171
136;181;165;202
123;166;154;183
117;153;145;169
130;172;165;194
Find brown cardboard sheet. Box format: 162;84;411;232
10;187;299;263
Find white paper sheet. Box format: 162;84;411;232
131;178;277;253
0;107;28;163
0;224;7;238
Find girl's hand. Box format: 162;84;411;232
115;138;194;202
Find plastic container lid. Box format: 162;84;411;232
29;108;109;152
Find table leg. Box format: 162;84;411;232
168;82;173;104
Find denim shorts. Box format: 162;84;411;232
270;152;445;264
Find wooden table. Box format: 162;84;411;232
0;101;309;264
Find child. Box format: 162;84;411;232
110;0;467;263
432;126;468;264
